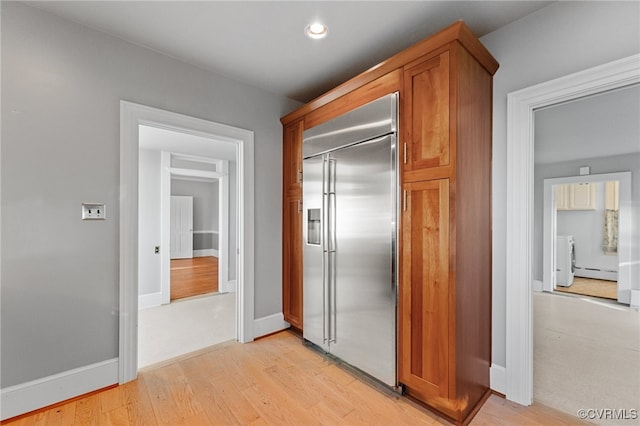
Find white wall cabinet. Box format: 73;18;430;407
556;182;596;210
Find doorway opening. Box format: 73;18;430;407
504;54;640;406
137;135;237;368
119;101;255;384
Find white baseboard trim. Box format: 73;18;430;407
139;291;163;310
254;312;290;339
194;249;218;257
532;280;543;292
0;358;118;421
630;290;640;309
574;267;617;281
220;279;237;293
490;363;506;395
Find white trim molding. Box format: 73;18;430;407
139;291;163;310
0;358;118;421
194;249;218;257
220;279;237;294
505;54;640;406
490;363;506;396
254;313;290;339
120;101;255;385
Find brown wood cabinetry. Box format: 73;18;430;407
403;51;451;172
398;40;495;423
282;119;303;330
400;179;450;397
281;21;497;424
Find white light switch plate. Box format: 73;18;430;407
82;203;106;220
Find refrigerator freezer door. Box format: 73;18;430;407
328;134;397;386
302;155;330;352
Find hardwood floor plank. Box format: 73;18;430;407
35;402;76;426
186;346;263;424
308;401;351;425
271;352;355;418
176;356;242;425
122;376;158;425
241;382;321;425
73;394;100;426
210;372;261;424
99;406;129;426
171;256;218;300
143;368;187;425
99;386;124;414
263;364;322;409
555;277;617;300
4;330;590;426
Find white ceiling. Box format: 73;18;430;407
27;0;553;103
535;85;640;165
25;1;638;165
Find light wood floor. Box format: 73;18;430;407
555;276;617;300
170;256;218;301
3;331;588;426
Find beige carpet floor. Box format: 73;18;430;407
138;292;236;369
556;277;617;300
534;292;640;425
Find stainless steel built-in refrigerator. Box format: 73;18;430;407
302;93;398;387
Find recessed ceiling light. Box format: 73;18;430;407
305;22;328;39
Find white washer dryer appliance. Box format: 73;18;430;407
556;235;575;287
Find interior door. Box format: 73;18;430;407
170;195;193;259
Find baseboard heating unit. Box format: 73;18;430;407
574;267;618;281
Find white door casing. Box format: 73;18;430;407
170;195;193;259
120;101;255;384
505;54;639;406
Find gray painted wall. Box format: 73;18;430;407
1;2;300;388
480;0;640;368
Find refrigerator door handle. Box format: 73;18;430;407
329;250;337;343
328;158;337;343
328;159;337;253
322;156;330;344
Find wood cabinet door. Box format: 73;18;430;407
403;51;450;171
283;119;303;192
570;182;596;210
399;179;450;398
283;118;304;329
283;195;303;329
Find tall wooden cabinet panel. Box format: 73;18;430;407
282;119;303;330
399;41;495;423
403;51;451;172
281;21;498;425
400;179;450;398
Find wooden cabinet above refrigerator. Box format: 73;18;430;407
281;21;498;425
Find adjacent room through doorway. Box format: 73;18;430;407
531;83;640;419
136;124;238;369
